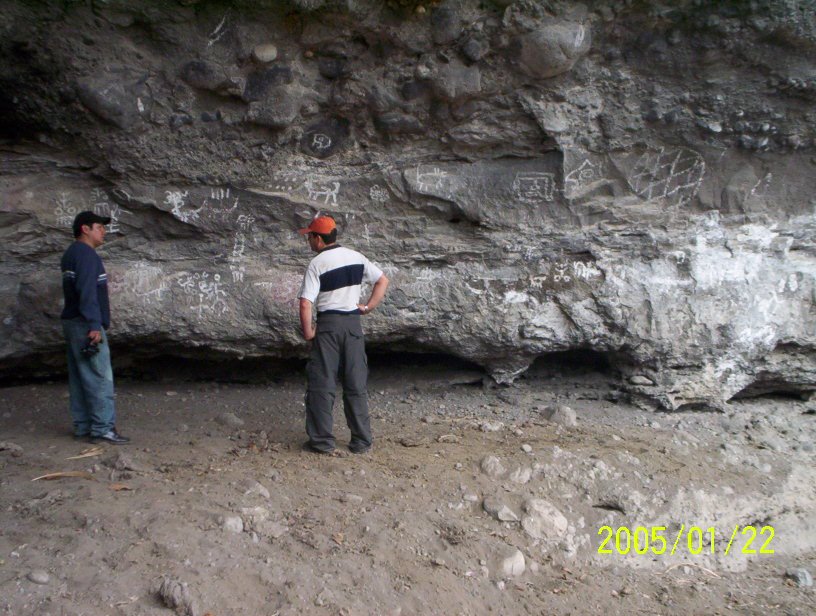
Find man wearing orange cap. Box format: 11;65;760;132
298;215;389;454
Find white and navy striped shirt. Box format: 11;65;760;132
299;245;384;314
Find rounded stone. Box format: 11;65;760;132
222;515;244;533
480;455;505;478
216;412;244;427
518;21;591;79
27;570;50;585
461;38;487;63
252;44;278;63
431;7;462;45
181;60;227;92
541;404;577;427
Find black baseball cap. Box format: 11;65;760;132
73;211;111;237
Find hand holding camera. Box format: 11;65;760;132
81;330;102;359
80;340;100;358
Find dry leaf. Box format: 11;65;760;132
66;446;105;460
332;532;344;545
32;471;94;481
109;483;133;491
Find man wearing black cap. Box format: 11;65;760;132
60;211;129;444
298;215;389;455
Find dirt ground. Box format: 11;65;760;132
1;358;814;616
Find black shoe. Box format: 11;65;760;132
301;441;335;455
92;429;130;445
349;444;372;455
73;433;91;442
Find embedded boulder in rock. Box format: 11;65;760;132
76;74;151;129
245;85;304;129
180;60;233;94
517;20;591;80
242;65;294;103
431;60;481;103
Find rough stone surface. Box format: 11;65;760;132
480;455;505;479
26;569;49;585
256;519;288;539
431;7;462;46
76;75;148;129
517;20;591;80
107;452;150;472
0;0;814;411
431;60;481;102
508;466;532;484
240;506;269;530
242;65;294;102
785;567;813;587
479;421;504;433
483;495;518;522
217;413;244;428
243;480;271;499
180;60;231;93
521;498;568;540
499;549;526;577
0;441;23;456
375;112;424;135
541;404;577;427
246;87;301;129
222;515;244;533
461;38;487;64
155;576;199;616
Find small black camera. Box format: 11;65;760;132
80;341;100;358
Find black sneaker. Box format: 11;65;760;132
301;441;335;455
349;444;372;455
92;429;130;445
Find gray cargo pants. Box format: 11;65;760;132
305;313;371;453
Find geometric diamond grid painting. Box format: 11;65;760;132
627;147;706;206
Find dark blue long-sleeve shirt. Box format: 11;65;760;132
60;241;110;331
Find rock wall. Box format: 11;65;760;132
1;0;814;409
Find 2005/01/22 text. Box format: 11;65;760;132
597;525;775;556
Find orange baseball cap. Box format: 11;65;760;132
298;215;336;235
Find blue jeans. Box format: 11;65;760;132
62;319;116;437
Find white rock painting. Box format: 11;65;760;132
626;148;706;206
